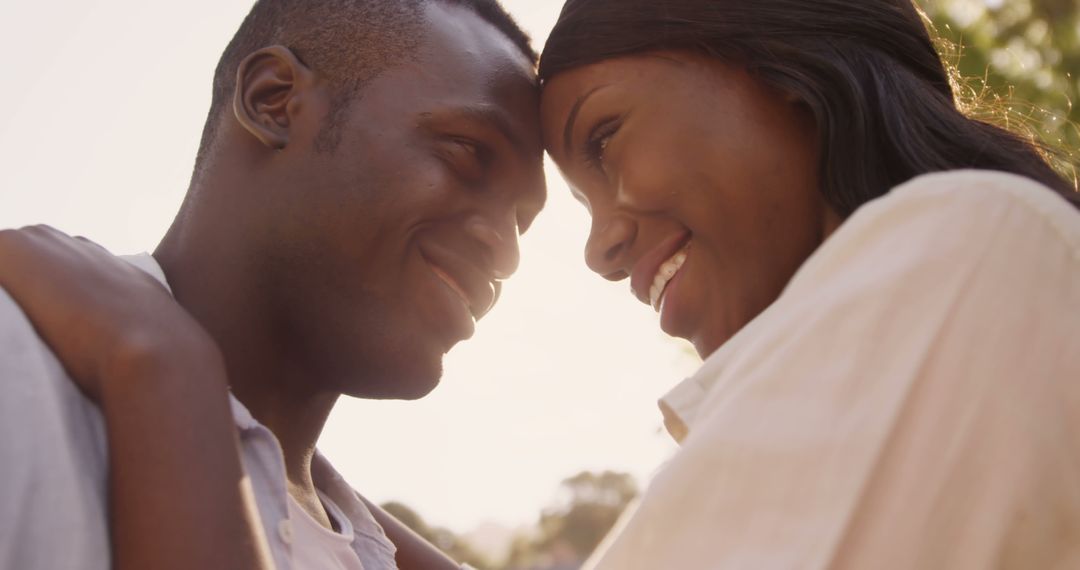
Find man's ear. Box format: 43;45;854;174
233;45;312;150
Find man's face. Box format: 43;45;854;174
250;3;545;399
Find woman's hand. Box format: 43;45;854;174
0;225;222;401
0;225;275;570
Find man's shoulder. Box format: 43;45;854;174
0;285;68;394
0;250;163;465
0;285;107;456
0;250;166;420
0;285;110;559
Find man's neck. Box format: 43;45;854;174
152;233;339;493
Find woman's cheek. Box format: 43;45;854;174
612;143;681;211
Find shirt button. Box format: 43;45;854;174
278;519;293;544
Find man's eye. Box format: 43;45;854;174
452;137;479;155
441;137;487;182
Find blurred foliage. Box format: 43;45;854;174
384;471;637;570
381;501;495;569
503;471;638;570
916;0;1080;170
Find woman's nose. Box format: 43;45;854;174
584;214;637;281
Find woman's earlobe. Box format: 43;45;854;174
233;45;310;150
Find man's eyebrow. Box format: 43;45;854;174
562;85;610;156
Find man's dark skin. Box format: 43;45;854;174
160;0;542;523
0;2;545;569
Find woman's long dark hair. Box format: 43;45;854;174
539;0;1079;215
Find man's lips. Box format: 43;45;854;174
419;245;498;319
430;265;472;310
630;230;692;307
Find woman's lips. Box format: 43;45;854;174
649;242;690;310
658;258;690;337
630;230;692;308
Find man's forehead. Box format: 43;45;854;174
418;1;537;90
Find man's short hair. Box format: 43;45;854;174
194;0;536;172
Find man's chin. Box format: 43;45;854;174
340;358;444;401
370;376;441;401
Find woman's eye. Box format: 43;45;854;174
583;118;621;171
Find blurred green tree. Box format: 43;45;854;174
503;471;638;570
917;0;1079;161
381;501;495;569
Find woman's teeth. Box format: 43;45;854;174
649;244;689;311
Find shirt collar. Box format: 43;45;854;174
657;294;779;444
658;357;725;444
654;203;855;444
228;394;261;431
658;378;705;444
312;451;396;548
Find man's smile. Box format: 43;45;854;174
420;243;498;321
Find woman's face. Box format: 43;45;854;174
541;51;841;357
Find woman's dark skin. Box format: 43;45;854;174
542;51;842;356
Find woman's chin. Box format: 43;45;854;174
690;334;724;360
658;270;725;358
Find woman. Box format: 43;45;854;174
537;0;1080;568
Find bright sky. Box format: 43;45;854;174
0;0;701;532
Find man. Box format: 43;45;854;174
0;0;545;568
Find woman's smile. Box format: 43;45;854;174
542;51;839;357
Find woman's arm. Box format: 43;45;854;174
0;226;274;570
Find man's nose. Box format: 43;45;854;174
466;213;520;280
584;214;636;281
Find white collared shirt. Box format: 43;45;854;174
0;253;397;570
586;170;1080;569
287;490;367;570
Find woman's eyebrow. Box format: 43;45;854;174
563;84;611;154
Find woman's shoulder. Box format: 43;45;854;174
786;169;1079;309
835;169;1079;259
878;169;1077;246
895;168;1059;194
